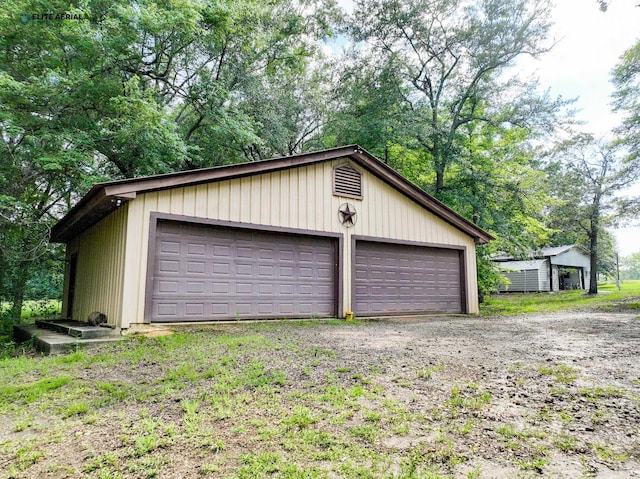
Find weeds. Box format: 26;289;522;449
591;443;629;462
417;364;444;380
538;364;579;383
0;322;637;478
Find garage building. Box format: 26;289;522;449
51;145;492;329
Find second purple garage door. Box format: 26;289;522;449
151;220;337;322
354;240;464;315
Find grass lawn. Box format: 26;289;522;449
480;280;640;316
2;315;640;478
0;326;435;478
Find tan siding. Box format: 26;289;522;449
120;198;145;328
229;179;241;222
270;172;280;226
183;186;197;217
118;158;480;326
250;177;261;224
217;181;228;219
66;205;128;326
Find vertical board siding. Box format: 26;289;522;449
68;205;127;326
119;158;480;326
539;265;551;291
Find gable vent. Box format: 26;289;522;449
333;164;363;199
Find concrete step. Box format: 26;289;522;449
14;323;123;355
35;319;119;339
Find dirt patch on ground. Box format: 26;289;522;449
254;312;640;477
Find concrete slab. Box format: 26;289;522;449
13;324;124;355
35;319;120;339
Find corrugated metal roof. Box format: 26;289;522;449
539;245;574;257
493;245;576;261
496;259;548;270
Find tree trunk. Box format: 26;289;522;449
588;212;599;294
9;264;29;324
435;167;445;196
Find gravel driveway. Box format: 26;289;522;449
256;311;640;478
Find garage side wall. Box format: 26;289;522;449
120;159;480;327
63;205;128;326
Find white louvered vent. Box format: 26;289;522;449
333;164;362;199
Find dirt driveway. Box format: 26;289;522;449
3;311;640;479
255;311;640;477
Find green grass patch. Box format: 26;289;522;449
0;376;70;405
538;364;579;383
591;443;629;462
579;386;626;400
445;384;492;411
1;300;62;321
481;280;640;316
0;321;636;478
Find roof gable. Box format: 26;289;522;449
493;245;588;262
50;145;493;244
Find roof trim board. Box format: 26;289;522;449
50;145;493;244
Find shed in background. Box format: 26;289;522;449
493;245;590;293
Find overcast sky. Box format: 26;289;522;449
530;0;639;137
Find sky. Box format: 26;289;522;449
524;0;640;256
335;0;640;256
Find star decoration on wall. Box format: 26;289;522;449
338;203;357;227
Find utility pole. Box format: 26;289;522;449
616;253;621;291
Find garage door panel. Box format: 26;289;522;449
152;220;337;321
354;241;463;315
158;259;179;273
160;240;180;254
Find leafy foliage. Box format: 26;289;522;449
1;0;635;315
343;0;566;195
612;39;640;162
0;0;339;322
621;253;640;280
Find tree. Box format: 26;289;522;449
0;0;340;324
545;134;640;294
319;53;415;162
345;0;565;198
319;0;569;299
612;39;640;162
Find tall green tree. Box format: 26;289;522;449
621;252;640;280
545;134;640;294
1;4;105;326
0;0;339;323
320;53;415;162
345;0;565;198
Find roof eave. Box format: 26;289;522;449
49;189;135;243
50;145;493;245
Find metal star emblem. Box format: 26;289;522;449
339;203;357;227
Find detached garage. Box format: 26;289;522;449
51;145;492;329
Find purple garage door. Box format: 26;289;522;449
354;241;463;315
151;221;337;322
